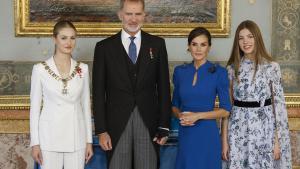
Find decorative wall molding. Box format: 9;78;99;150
0;93;299;133
272;0;300;94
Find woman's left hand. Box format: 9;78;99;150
179;112;200;126
273;140;281;160
85;143;94;164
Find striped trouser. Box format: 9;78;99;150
109;106;157;169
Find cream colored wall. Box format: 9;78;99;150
0;0;271;62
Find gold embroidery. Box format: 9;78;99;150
192;71;198;86
41;61;81;95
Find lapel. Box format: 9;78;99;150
136;31;151;87
110;31;153;90
69;58;76;76
47;56;60;76
45;56;78;97
44;56;63;95
110;31;133;90
46;56;77;77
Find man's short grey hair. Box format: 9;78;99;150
120;0;145;10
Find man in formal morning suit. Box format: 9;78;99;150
92;0;172;168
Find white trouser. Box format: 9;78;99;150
41;148;85;169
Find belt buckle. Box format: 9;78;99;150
260;99;265;107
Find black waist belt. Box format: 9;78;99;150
233;98;272;108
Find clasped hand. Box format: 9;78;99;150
179;112;199;126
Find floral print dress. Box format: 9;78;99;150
223;58;292;169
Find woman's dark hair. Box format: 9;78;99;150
53;20;77;37
188;27;212;46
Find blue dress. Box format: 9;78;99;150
172;61;231;169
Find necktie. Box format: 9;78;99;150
129;36;137;64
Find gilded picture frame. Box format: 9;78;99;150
0;95;299;133
1;95;300;110
14;0;231;37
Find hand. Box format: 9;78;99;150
179;112;199;126
85;143;93;164
222;141;229;161
153;128;169;145
153;136;168;145
31;145;43;165
273;140;281;160
175;111;183;119
99;132;112;151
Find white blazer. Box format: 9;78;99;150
30;57;92;152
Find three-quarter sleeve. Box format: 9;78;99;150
217;67;231;112
269;62;292;168
172;67;181;108
29;64;43;147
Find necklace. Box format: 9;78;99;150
42;61;80;95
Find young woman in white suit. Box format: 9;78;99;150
30;20;93;169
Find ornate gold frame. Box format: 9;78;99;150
1;94;299;110
0;94;299;133
14;0;231;37
0;95;30;110
0;96;299;168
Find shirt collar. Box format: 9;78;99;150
121;29;141;41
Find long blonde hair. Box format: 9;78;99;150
227;20;273;82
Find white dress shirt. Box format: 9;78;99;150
121;29;141;62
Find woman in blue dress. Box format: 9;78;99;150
172;27;231;169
